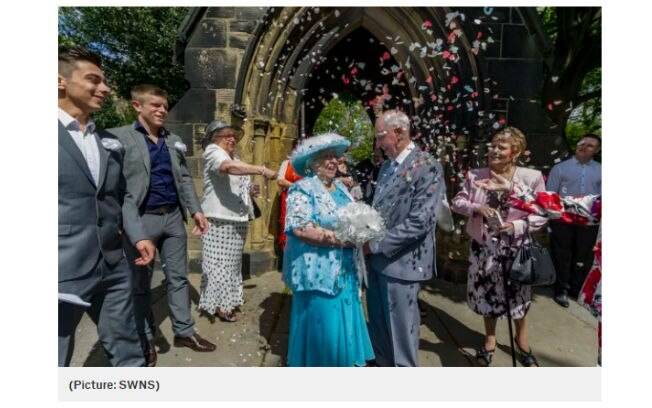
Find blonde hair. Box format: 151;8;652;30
492;126;527;157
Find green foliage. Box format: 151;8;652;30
566;67;601;149
58;7;189;129
537;7;602;150
312;94;375;163
537;6;557;40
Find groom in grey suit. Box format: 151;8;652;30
364;110;445;366
58;46;156;366
107;84;215;366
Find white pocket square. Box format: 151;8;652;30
174;141;188;153
101;138;123;152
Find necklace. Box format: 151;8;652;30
493;164;516;179
318;175;335;191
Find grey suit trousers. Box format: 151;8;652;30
124;207;195;340
58;256;145;367
366;271;421;367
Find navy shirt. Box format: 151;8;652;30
134;121;179;210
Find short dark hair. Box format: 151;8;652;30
131;84;168;102
581;133;601;146
58;46;103;77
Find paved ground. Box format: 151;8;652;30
70;267;599;367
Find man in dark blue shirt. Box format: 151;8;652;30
108;85;215;366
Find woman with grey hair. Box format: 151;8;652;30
198;120;276;322
283;133;374;366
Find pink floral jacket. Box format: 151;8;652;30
451;167;548;244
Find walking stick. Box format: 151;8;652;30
499;244;518;367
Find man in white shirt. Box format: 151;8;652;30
546;134;602;307
58;46;155;366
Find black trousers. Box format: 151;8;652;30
549;221;600;296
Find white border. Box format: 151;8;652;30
4;0;652;406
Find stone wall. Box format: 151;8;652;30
459;7;564;170
167;7;268;270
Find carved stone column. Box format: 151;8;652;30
250;119;269;248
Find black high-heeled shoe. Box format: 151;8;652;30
514;339;539;367
475;346;496;366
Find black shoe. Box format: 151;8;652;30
475;346;495;367
144;340;157;367
514;339;539;367
554;292;570;308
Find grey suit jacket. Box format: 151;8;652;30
106;125;202;245
58;122;137;285
369;147;445;282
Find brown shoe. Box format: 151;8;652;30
173;333;216;352
144;340;157;367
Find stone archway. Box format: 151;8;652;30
170;6;555;275
229;7;485;271
233;7;483;143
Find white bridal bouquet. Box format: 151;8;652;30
333;201;387;287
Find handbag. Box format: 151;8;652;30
509;221;556;286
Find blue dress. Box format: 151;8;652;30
285;184;375;367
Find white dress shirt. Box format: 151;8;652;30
394;141;416;166
59;108;101;185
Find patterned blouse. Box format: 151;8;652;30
282;175;355;295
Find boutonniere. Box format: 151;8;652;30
101;138;123;152
173;141;188;154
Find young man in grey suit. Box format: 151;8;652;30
58;46;156;366
107;85;215;366
363;110;445;366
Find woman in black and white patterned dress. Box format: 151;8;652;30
451;127;547;367
198;121;276;322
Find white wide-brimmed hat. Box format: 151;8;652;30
290;133;351;177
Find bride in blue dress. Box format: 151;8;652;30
282;133;375;367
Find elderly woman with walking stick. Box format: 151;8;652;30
451;127;547;366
